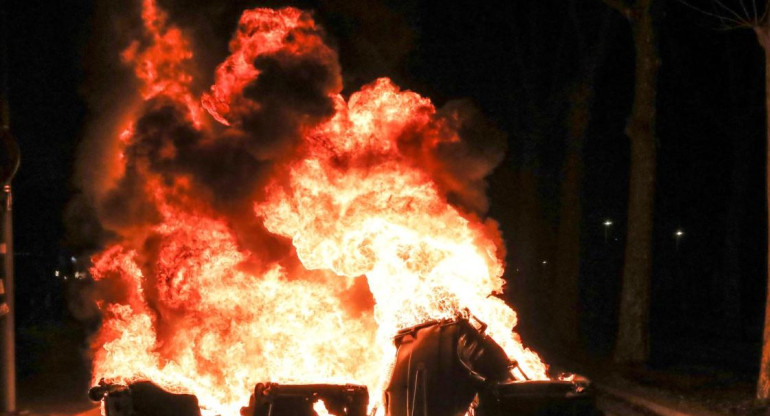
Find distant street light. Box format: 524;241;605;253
603;219;613;243
674;229;685;251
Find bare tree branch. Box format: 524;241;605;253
714;0;753;24
738;0;752;21
678;0;754;28
715;1;739;28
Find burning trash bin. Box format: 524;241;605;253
384;316;512;416
240;383;368;416
89;379;201;416
88;315;598;416
384;316;599;416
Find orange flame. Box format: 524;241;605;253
91;206;380;414
121;0;203;128
257;78;548;388
313;400;332;416
88;2;547;415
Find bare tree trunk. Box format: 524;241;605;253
755;24;770;400
555;6;613;351
604;0;659;364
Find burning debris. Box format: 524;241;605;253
88;317;597;416
79;0;557;415
241;383;368;416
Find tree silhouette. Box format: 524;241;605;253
599;0;660;364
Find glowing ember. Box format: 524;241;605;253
86;1;548;415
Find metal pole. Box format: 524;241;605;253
0;3;17;411
0;184;14;414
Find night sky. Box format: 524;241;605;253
2;0;768;390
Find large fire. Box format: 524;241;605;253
85;1;548;415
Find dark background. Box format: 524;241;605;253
1;0;767;401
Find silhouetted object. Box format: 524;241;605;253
384;317;513;416
89;380;201;416
240;383;368;416
476;380;599;416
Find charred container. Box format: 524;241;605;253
240;383;368;416
384;317;599;416
384;317;513;416
89;380;201;416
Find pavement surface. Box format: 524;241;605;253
595;385;731;416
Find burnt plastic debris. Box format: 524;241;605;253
89;379;201;416
383;316;600;416
240;383;368;416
